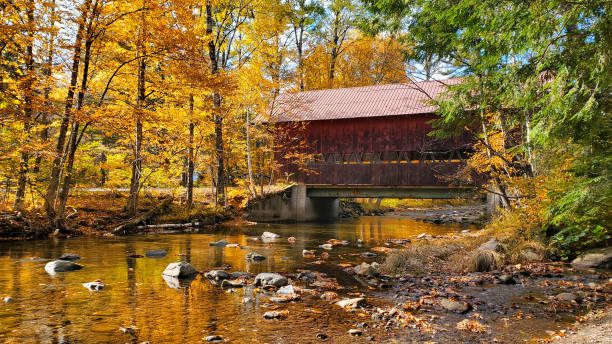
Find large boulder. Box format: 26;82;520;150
254;273;288;287
571;247;612;269
162;261;198;278
45;260;83;274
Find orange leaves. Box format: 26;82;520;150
455;319;487;333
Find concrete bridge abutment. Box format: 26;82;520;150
247;184;339;222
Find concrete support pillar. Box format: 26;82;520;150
293;184;308;222
248;184;339;222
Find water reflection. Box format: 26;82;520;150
0;216;469;343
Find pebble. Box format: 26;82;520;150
263;311;284;319
348;329;362;336
4;296;12;303
205;335;223;342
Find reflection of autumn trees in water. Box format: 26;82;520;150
0;219;469;342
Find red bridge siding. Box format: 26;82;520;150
276;115;470;187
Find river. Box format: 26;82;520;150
0;216;472;343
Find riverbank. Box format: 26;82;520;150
0;192;242;240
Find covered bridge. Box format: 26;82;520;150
272;78;472;190
248;79;476;222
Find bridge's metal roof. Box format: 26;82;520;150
270;78;461;122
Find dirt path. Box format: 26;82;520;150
553;307;612;343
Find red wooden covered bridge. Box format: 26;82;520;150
250;79;476;221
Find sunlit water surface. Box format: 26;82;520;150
0;216;471;343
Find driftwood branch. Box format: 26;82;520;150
112;197;172;235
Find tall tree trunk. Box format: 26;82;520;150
127;49;146;217
44;0;91;218
13;0;35;211
186;94;195;208
206;2;225;207
56;1;98;226
246;111;256;198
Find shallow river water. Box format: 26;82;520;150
0;216;473;343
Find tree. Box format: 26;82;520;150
364;0;611;251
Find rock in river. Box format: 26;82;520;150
59;253;80;261
497;274;517;285
556;292;580;303
145;249;167;258
162;261;198;278
440;298;471;313
263;311;287;319
360;252;377;258
45;260;83;274
246;252;266;261
254;273;288;287
335;298;365;309
204;270;229;280
83;280;105;291
205;335;223;342
209;239;229;247
355;262;379;276
571;247;612;269
261;231;280;239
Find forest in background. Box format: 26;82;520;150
1;0;610;257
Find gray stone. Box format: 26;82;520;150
261;231;280;239
355;262;379;276
521;249;541;261
335;298;365;309
440;298;470;313
204;270;229;280
297;271;317;282
229;271;250;279
209;239;229;247
205;335;223;342
45;260;83;274
348;329;362;336
83;281;105;291
246;252;266;261
263;311;284;319
556;292;579;302
498;274;517;285
145;249;167;258
221;279;246;288
477;239;500;252
59;253;81;261
254;273;288;287
571;247;612;269
162;261;198;278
